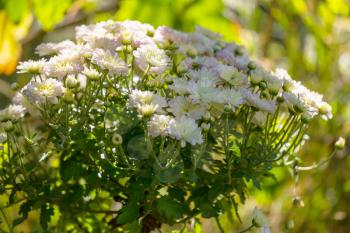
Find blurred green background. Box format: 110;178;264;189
0;0;350;232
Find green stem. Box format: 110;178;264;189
224;113;231;184
215;217;225;233
118;145;130;167
296;150;336;171
237;224;254;233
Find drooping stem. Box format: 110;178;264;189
215;216;225;233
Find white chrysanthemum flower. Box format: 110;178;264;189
12;93;40;117
188;31;216;55
282;92;313;115
187;80;222;104
153;26;189;47
168;116;203;146
219;88;244;111
35;40;76;56
75;22;119;51
0;104;26;122
17;59;46;74
22;78;65;104
119;20;154;36
249;68;265;84
195;26;222;41
188;68;220;86
147;114;173;137
186;56;221;70
217;64;247;87
129;90;167;108
168;96;207;120
241;89;277;114
133;44;169;74
139;104;158;117
83;67;101;81
45;51;84;79
91;49;128;76
116;21;154;47
169;78;190;95
274;68;292;82
263;73;283;95
128;90;167;116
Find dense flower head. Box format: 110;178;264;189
22;78;65;104
9;20;332;147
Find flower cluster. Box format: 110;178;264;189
0;20;334;232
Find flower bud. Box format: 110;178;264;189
276;96;284;103
335;137;345;150
248;61;256;70
112;133;123;146
63;90;75;103
146;30;154;37
65;75;79;88
319;103;332;115
250;72;262;85
285;220;294;230
203;111;211;121
76;92;84;101
258;82;267;90
293;104;304;113
177;63;187;74
235;47;244;56
1;121;14;132
224;105;231;113
252;207;268;227
201;122;210;132
187;47;198;57
301;112;312;124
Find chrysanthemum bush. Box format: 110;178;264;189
0;20;337;232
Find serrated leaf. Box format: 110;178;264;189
40;203;54;230
60;159;84;181
116;201;139;225
127;135;150;161
156;197;186;221
13;200;33;227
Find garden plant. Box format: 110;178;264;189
0;20;338;232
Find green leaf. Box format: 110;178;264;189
156;197;186;221
116;201;139;225
60;159;84;181
32;0;73;30
40;203;54;230
121;220;142;233
13;200;32;227
127;135;150;161
230;143;241;157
